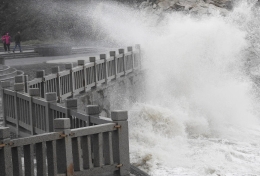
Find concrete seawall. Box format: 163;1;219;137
74;70;145;117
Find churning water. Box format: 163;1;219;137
86;1;260;175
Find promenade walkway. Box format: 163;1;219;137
0;44;149;176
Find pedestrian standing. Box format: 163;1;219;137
4;33;11;53
13;31;22;53
1;34;6;52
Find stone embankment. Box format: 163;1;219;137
139;0;233;15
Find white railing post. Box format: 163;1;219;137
14;75;25;93
110;51;117;79
85;105;99;117
36;70;45;98
13;76;25;137
54;118;74;176
78;60;86;91
119;49;126;76
85;105;99;126
100;54;107;84
24;75;28;93
127;46;134;71
65;63;74;98
65;98;77;128
90;57;97;87
45;92;57;132
52;66;60;102
111;110;130;176
28;88;40;135
1;81;11;127
0;127;13;176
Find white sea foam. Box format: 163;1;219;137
60;1;260;175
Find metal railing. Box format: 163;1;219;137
0;111;130;176
24;45;141;102
2;87;113;137
0;44;141;176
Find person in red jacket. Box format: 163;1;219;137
1;34;7;52
4;33;11;53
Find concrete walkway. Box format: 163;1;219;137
0;50;34;55
5;53;88;66
5;49;113;66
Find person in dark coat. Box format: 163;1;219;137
13;31;22;53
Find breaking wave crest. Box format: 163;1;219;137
87;1;260;175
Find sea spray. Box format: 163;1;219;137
42;0;260;175
86;1;260;175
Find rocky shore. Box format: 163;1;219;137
138;0;234;15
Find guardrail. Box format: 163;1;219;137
0;84;131;175
1;85;114;137
24;44;141;102
0;112;130;176
0;45;141;176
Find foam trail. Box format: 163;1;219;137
84;1;260;175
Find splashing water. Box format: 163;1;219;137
86;1;260;175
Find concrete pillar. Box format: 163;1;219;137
15;75;24;83
111;110;130;176
45;92;57;102
85;105;99;116
89;57;96;62
64;63;74;98
28;88;40;97
54;118;74;176
1;81;11;129
65;98;78;128
119;49;124;54
89;57;97;87
35;70;45;98
100;54;107;83
109;51;116;57
14;83;24;92
54;118;71;132
52;66;60;74
0;127;13;176
65;63;73;70
14;75;25;92
45;92;57;132
51;67;60;102
119;49;126;75
100;54;106;60
24;75;28;93
78;60;85;66
65;98;77;109
36;70;45;78
109;51;117;79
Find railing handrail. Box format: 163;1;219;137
0;44;140;176
0;114;129;176
25;44;141;101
